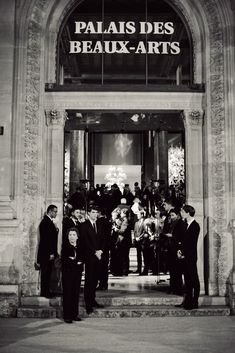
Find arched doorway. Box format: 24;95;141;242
13;0;233;301
51;0;204;295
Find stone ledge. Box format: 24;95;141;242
0;219;19;227
83;305;231;318
0;293;18;317
0;284;19;294
17;306;57;318
16;305;231;318
0;202;16;220
20;296;50;307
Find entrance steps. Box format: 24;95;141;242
17;272;231;318
17;290;231;318
17;299;230;318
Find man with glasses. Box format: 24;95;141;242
36;204;59;298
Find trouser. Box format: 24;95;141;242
135;243;142;273
40;260;53;296
62;266;82;320
184;261;200;305
84;257;100;309
99;250;109;288
142;243;150;273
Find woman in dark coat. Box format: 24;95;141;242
62;227;83;323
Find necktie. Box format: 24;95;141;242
93;222;97;233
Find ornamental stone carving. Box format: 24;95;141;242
182;110;204;127
45;109;68;126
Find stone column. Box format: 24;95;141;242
153;132;159;180
158;131;168;189
230;225;235;313
45;109;67;253
182;109;204;293
69;131;85;195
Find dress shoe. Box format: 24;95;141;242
96;286;103;291
73;316;82;321
45;294;56;299
93;301;103;308
97;285;108;291
64;319;73;324
174;302;185;308
86;307;94;315
183;304;194;310
193;303;199;309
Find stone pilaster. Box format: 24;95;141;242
231;225;235;313
45;109;67;253
182;109;204;293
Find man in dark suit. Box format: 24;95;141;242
62;208;83;247
36;204;59;298
167;208;186;294
80;205;105;314
178;204;200;309
97;208;111;290
161;198;175;274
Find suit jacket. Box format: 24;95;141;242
162;212;172;234
171;218;186;249
37;215;58;265
133;218;145;242
62;217;80;247
61;240;83;270
80;219;105;261
97;216;111;252
181;220;200;264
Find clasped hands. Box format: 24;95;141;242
95;250;103;260
177;250;185;259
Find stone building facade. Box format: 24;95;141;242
0;0;235;315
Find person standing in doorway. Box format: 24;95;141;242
167;208;186;294
178;205;200;309
133;209;145;275
97;208;111;290
36;204;59;298
80;205;105;314
62;208;82;247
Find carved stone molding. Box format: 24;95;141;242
45;109;68;127
171;0;202;83
182;109;204;127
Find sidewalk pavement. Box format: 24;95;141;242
0;316;235;353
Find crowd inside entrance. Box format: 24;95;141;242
64;180;186;291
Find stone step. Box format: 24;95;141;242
21;294;228;308
80;305;231;318
17;306;57;318
17;305;230;318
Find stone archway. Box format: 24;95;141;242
14;0;234;298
